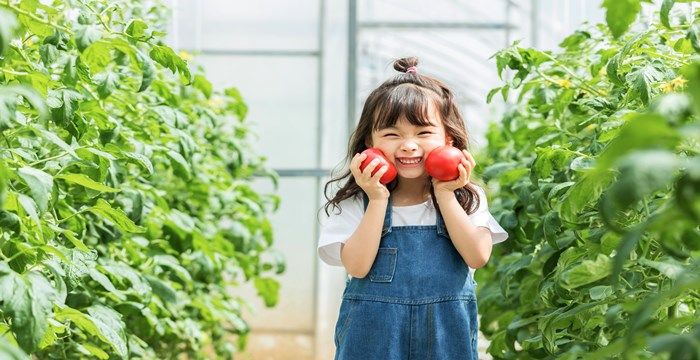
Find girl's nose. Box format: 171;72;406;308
400;141;418;152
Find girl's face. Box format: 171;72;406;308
368;103;452;180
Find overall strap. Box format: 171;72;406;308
361;192;393;237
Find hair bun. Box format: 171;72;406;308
393;57;419;73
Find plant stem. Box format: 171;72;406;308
1;1;71;33
0;68;29;76
540;52;607;97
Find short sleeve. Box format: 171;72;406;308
469;186;509;244
317;196;364;266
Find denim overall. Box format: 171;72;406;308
334;195;479;360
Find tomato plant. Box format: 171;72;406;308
0;1;283;359
477;1;699;359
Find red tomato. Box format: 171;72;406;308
359;148;397;184
425;146;465;181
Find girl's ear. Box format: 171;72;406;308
446;135;453;146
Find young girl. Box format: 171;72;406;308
317;57;509;359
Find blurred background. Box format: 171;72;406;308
163;1;605;359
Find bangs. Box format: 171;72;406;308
371;84;442;131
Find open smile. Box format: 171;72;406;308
396;157;423;167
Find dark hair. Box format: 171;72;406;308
322;57;481;216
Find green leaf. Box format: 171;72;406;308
589;285;613;300
611;224;646;285
166;150;192;180
605;150;680;212
559;30;591;51
125;19;149;40
0;337;28;360
486;87;501;104
606;33;645;86
35;128;79;159
75;25;102;52
153;255;193;286
254;277;280;307
101;262;150;297
48;89;83;127
0;159;7;209
55;306;125;358
602;0;642;38
149;45;192;83
193;75;212;98
17;167;53;213
17;194;40;228
136;50;155;92
41;258;67;304
56;173;119;193
532;147;576;179
686;19;700;53
560;168;615;221
542;211;561;250
0;264;57;352
0;8;18;57
560;254;612;289
0;210;20;233
88;267;126;300
17;0;54;36
88;198;145;233
81;38;135;75
86;305;127;358
77;343;109;359
94;71;119;99
55;307;101;336
224;87;249;119
46;225;90;252
0;86;50;124
145;275;178;304
649;333;700;359
661;0;675;28
638;257;685;280
596;114;680;170
626;63;665;105
122;151;154;175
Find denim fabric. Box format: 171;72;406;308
334;195;479;360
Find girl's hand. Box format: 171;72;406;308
432;150;476;196
350;153;391;201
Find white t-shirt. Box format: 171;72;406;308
317;186;509;268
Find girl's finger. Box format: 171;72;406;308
464;151;476;168
459;163;467;177
371;165;388;182
350;153;364;169
363;158;381;176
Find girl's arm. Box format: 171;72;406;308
433;149;493;269
435;193;493;268
340;199;388;278
341;153;392;278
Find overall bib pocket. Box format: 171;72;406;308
369;247;398;282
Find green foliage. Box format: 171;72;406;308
0;0;282;359
479;2;699;359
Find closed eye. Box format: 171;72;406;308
419;132;433;135
383;133;398;137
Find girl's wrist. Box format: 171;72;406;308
367;197;389;204
434;190;455;203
